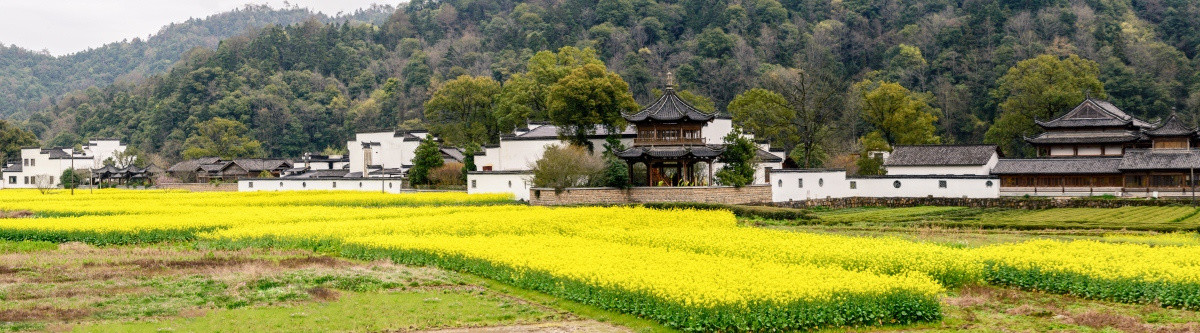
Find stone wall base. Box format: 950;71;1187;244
158;183;238;192
530;185;771;206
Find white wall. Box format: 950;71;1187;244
1050;146;1074;156
239;178;407;193
846;177;999;198
769;169;1000;202
4;146;108;189
467;172;532;201
770;170;852;202
346;131;424;176
1077;146;1102;156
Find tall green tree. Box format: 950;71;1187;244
853;80;941;146
181;117;264;160
985;54;1106;157
0;119;37;162
408;134;443;186
715;130;759;187
496;47;604;132
424;75;502;147
547;63;639;151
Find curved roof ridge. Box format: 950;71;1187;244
1146;113;1196;137
622;86;715;123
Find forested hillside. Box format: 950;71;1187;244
0;4;393;118
18;0;1200;161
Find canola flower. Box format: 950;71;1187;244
3;189;1200;329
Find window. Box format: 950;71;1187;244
938;180;947;188
986;180;994;187
248;182;254;188
388;182;393;188
798;179;803;188
279;182;284;187
49;176;53;184
302;182;307;188
22;159;27;166
24;176;29;184
818;178;824;187
893;181;902;188
359;182;363;188
507;180;512;188
29;159;34;166
332;182;337;188
482;166;493;171
471;180;477;188
849;181;857;189
777;179;782;187
7;176;14;184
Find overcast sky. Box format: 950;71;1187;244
0;1;389;56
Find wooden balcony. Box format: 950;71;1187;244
634;137;706;146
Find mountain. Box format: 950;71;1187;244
19;0;1200;161
0;4;394;118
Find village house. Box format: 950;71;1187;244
1;139;127;189
167;158;291;183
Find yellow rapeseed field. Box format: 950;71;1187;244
1;189;1198;330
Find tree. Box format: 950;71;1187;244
853;80;941;146
60;168;86;189
460;144;478;184
547;63;639;151
854;131;890;176
424;75;502;147
732;66;839;168
106;146;147;168
408;134;443;186
715;130;758;187
181;117;264;159
496;47;605;132
529;144;606;192
601;136;630;189
431;162;465;186
0;119;37;163
985;54;1106;157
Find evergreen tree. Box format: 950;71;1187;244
408;134;443;186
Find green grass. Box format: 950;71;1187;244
0;239;56;253
72;290;553;333
806;206;1200;231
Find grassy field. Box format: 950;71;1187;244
2;191;1200;332
802;205;1200;231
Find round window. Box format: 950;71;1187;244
986;180;994;187
893;181;901;188
818;178;824;187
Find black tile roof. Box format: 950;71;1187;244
1036;98;1152;129
1118;149;1200;170
884;145;998;166
1025;131;1144;144
623;87;715;123
508;124;636;141
168;157;221;172
992;158;1123;175
1145;114;1196;137
616;145;725;159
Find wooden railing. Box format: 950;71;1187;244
634;138;705;145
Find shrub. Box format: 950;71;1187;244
530;145;605;191
430;162;465;186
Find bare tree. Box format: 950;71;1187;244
34;175;55;194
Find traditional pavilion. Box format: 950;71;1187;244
616;73;722;186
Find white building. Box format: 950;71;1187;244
883;145;1000;176
2;139;127;189
345;131;427;178
770;169;999;202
